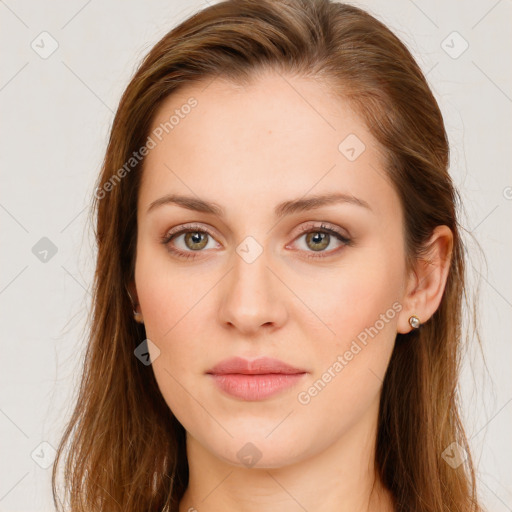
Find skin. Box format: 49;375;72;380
129;69;453;512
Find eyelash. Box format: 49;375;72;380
161;222;353;261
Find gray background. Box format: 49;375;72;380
0;0;511;510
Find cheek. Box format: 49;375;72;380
134;248;213;420
292;248;403;408
135;242;204;340
296;247;404;349
134;242;223;373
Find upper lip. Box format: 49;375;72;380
206;356;307;375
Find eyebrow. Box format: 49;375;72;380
146;192;372;217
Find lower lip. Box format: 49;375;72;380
208;373;307;400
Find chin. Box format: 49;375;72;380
205;431;314;470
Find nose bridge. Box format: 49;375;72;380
219;236;286;332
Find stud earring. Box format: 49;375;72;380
408;315;421;329
133;310;144;324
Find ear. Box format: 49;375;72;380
126;280;141;314
127;280;145;324
397;225;453;334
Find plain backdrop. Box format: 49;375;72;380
1;1;511;511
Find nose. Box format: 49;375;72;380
218;245;288;336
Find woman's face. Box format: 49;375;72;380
133;70;411;468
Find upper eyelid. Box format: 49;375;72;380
164;221;348;237
295;222;349;237
163;222;218;240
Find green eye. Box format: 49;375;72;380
293;224;352;259
161;222;352;261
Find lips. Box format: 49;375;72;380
206;356;307;376
206;356;308;401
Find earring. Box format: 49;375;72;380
133;310;144;324
408;315;421;329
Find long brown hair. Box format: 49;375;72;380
52;1;485;510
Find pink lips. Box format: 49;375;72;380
206;356;307;401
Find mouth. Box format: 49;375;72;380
206;356;308;401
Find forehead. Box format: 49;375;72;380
139;71;397;219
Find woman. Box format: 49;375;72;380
52;0;485;511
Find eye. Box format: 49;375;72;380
161;223;219;260
288;223;352;260
161;222;353;261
